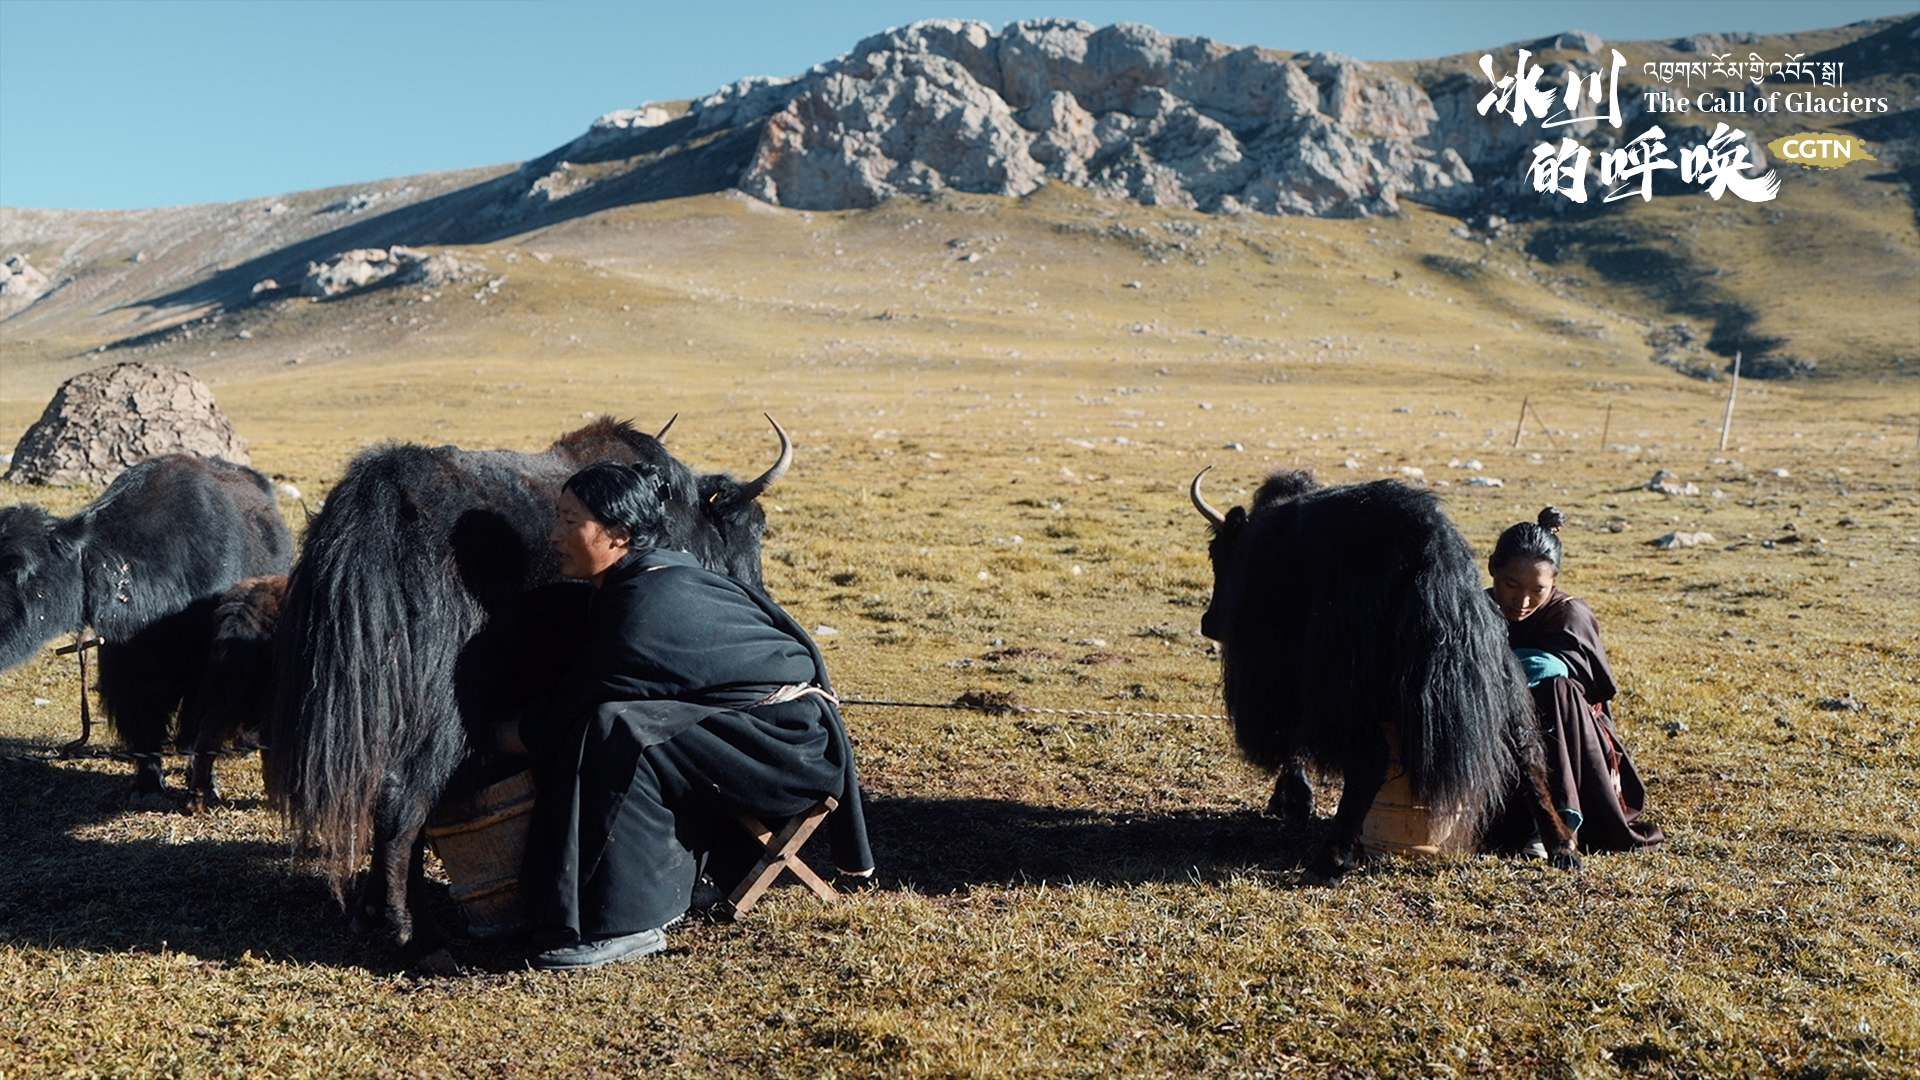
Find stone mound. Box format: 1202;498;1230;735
5;361;250;487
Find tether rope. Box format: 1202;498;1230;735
839;696;1229;722
2;700;1228;769
0;744;260;767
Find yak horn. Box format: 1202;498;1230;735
655;414;679;441
1189;466;1227;527
737;414;792;500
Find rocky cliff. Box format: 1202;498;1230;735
542;19;1489;219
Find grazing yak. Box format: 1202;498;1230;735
1190;467;1578;882
267;415;790;948
0;455;293;793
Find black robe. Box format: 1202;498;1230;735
1502;587;1664;852
519;547;873;939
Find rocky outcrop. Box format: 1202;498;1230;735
6;362;249;486
0;254;54;314
551;18;1478;218
298;246;483;299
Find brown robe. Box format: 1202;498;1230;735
1503;587;1665;852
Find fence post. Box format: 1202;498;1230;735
1718;351;1742;452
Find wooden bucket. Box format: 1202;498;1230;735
1359;724;1472;857
425;770;536;939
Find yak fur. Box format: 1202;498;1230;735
266;416;786;948
0;455;292;793
1196;469;1578;882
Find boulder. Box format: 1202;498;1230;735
6;362;250;487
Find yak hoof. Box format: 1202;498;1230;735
131;766;166;796
1548;849;1583;872
1301;849;1359;886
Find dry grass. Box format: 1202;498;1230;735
2;185;1917;1077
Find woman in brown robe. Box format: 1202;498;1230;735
1489;507;1664;852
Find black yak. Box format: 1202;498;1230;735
266;415;790;948
1190;467;1578;882
0;455;293;793
178;574;288;809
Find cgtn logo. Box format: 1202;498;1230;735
1767;132;1878;170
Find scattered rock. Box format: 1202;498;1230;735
812;624;841;636
1465;476;1504;487
1646;470;1700;496
957;688;1022;712
1649;531;1715;548
6;362;250;486
1664;719;1688;737
1814;695;1865;711
983;646;1057;662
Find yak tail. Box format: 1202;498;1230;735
265;449;482;891
1392;520;1535;834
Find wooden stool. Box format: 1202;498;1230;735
725;796;840;918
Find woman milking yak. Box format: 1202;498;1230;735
1487;507;1664;854
493;461;873;970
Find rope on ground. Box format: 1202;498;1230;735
0;744;262;767
839;696;1229;722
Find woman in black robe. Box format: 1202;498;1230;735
498;461;873;969
1488;507;1664;853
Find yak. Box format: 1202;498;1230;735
177;574;288;810
266;415;790;948
0;455;293;793
1189;466;1578;883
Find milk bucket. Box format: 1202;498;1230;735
425;770;536;939
1359;724;1472;856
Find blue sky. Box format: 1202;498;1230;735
2;0;1912;209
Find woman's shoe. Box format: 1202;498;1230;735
531;927;667;970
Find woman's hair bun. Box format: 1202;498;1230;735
1537;506;1566;532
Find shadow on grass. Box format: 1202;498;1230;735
0;756;1323;970
0;756;366;968
859;796;1318;894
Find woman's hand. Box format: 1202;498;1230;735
494;720;529;757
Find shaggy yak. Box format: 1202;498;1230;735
267;415;791;948
0;455;293;794
1190;467;1579;882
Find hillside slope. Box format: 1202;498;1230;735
1;14;1914;403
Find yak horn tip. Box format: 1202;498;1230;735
656;413;679;441
1189;466;1227;527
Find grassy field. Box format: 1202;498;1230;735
2;185;1917;1077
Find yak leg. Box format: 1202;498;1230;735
1264;758;1315;821
355;787;435;948
95;641;175;794
1519;758;1581;871
185;752;217;812
1303;744;1389;884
